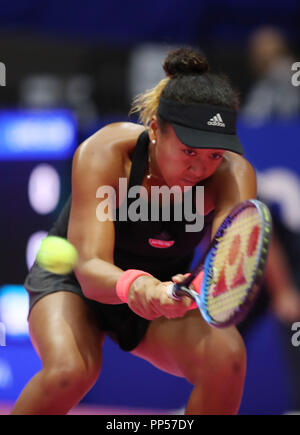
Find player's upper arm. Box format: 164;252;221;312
211;153;257;237
67;124;125;267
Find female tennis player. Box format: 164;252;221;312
13;48;256;415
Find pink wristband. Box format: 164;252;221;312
116;269;153;303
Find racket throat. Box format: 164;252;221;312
173;284;191;298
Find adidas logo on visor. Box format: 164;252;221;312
207;113;226;128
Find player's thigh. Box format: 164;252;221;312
131;309;246;383
28;291;105;379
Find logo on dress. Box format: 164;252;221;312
148;230;175;248
148;239;175;248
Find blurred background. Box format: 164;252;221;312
0;0;300;415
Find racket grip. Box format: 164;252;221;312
166;284;183;301
166;271;204;310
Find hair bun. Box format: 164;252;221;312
163;48;209;78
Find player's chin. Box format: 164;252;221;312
171;179;194;191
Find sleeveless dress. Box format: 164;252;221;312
24;131;214;351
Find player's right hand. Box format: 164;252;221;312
127;275;192;320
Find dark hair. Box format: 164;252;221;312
162;48;239;109
130;47;239;128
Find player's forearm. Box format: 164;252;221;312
75;258;125;304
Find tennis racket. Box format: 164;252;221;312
167;199;272;327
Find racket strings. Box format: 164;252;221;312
207;287;252;311
189;210;260;286
207;289;251;320
211;248;258;287
212;210;261;267
205;208;263;320
207;284;259;319
212;231;260;284
213;217;261;268
216;212;261;244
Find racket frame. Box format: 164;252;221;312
173;199;272;327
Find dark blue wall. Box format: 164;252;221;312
0;0;299;45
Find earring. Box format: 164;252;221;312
148;140;156;180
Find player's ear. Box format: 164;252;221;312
148;116;159;142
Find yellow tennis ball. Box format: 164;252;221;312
36;236;78;275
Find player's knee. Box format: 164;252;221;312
207;331;246;381
222;337;246;379
42;359;99;397
187;330;246;385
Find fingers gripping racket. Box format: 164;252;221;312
168;199;272;327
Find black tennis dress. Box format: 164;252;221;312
24;131;214;351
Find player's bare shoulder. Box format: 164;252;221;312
72;122;145;185
79;122;145;158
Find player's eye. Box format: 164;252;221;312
183;149;197;157
210;152;223;160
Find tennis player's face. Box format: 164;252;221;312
152;122;225;189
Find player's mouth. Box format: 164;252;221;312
181;177;199;185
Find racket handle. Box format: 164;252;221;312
167;271;204;299
166;283;183;301
166;283;199;311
